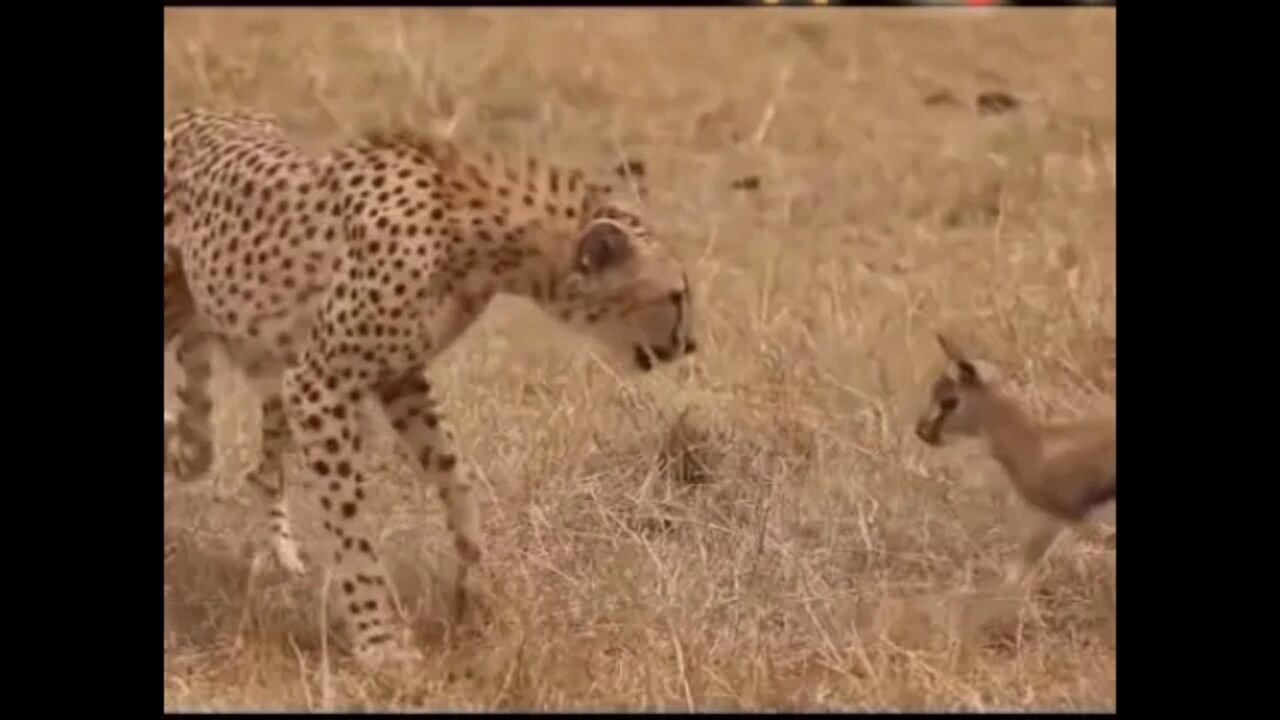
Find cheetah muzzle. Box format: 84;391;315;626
633;337;696;372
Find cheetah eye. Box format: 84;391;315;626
939;397;959;412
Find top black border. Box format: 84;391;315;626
156;1;1118;6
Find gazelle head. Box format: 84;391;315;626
914;333;1003;446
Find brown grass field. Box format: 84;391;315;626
163;7;1116;711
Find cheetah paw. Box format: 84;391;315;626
272;540;309;577
354;639;425;671
165;435;214;483
163;414;178;477
455;537;482;564
1002;560;1034;588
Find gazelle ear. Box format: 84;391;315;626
574;220;633;274
949;356;1002;388
969;359;1003;386
936;333;967;364
937;333;1002;388
954;359;979;386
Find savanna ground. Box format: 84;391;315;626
163;8;1116;711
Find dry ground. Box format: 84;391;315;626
163;8;1116;711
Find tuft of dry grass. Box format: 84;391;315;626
164;8;1115;711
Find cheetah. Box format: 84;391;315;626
163;107;698;667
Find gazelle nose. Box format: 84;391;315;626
915;421;938;445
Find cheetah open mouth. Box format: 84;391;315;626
633;340;696;372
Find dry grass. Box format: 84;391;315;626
163;8;1116;711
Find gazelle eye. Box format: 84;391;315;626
939;397;959;412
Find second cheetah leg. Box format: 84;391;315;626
374;369;482;621
233;551;271;652
165;329;217;483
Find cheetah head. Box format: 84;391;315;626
551;200;697;373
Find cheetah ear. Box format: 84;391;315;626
574;221;634;274
613;158;649;200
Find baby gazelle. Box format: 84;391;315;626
914;334;1115;585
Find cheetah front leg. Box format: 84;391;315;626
165;328;216;483
282;354;423;669
374;369;482;619
243;394;308;576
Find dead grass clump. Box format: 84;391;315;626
656;409;722;488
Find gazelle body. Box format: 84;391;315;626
914;334;1115;585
